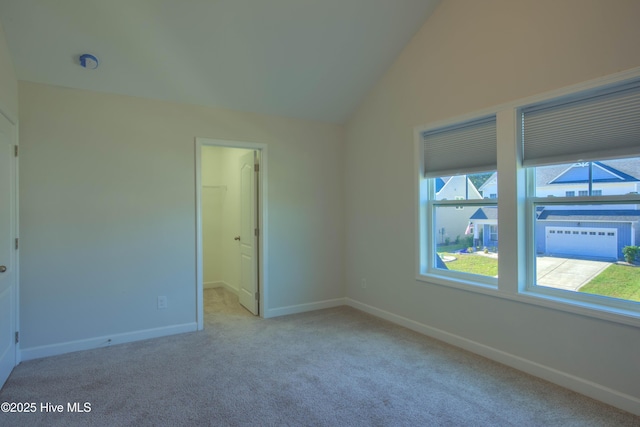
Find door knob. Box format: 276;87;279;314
0;266;6;273
234;236;241;241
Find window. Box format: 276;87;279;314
523;76;640;310
417;71;640;323
419;115;498;286
529;158;640;306
489;225;498;241
430;175;498;281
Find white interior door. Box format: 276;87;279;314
0;113;17;388
238;151;258;315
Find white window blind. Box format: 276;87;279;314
422;116;496;178
522;79;640;167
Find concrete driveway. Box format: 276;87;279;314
536;257;611;291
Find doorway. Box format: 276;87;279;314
195;138;267;329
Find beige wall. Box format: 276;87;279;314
345;0;640;409
19;82;344;352
0;21;17;120
201;146;224;286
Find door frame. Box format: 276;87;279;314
0;107;20;375
194;138;268;328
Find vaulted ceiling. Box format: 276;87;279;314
0;0;441;123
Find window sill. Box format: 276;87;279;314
514;289;640;328
416;273;640;328
417;272;498;295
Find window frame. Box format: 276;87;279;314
416;66;640;328
416;112;499;290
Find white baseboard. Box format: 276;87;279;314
203;281;220;289
204;281;238;294
265;297;347;318
346;298;640;416
20;322;198;362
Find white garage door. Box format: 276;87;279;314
545;226;617;260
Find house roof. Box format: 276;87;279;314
537;209;640;222
537;159;640;186
469;207;498;220
548;161;639;185
470;205;640;223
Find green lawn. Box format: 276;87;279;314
439;254;640;303
440;252;498;277
580;264;640;302
437;244;468;253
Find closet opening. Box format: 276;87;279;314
195;139;267;329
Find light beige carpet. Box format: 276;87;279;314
0;288;637;426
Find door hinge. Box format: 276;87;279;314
254;163;259;172
254;228;259;236
15;238;18;250
14;145;18;157
255;291;259;301
15;332;19;344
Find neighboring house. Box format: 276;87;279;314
468;206;499;249
470;160;640;260
470;174;499;249
435;175;482;245
534;160;640;260
477;173;498;200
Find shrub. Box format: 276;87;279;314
622;246;639;264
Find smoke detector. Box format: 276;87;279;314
79;54;99;70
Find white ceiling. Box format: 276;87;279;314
0;0;441;123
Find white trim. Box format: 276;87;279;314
346;298;640;416
13;120;19;365
0;104;17;128
203;281;221;289
0;110;19;372
264;298;347;318
203;281;238;294
195;138;268;329
20;323;197;361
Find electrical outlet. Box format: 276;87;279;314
361;278;367;289
157;296;167;309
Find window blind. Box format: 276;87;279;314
422;116;496;178
522;79;640;167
